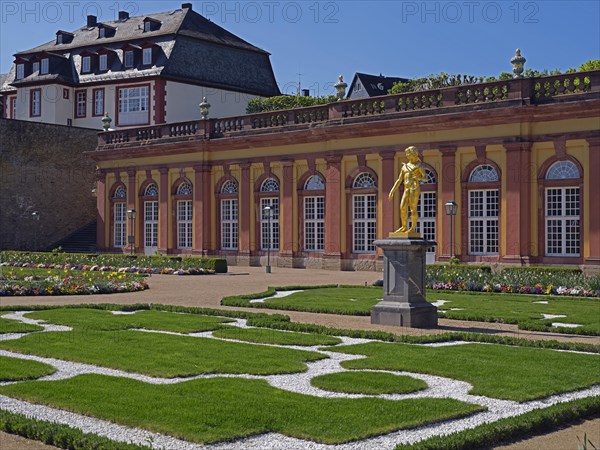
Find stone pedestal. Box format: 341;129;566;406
371;238;438;328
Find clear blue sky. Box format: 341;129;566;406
1;1;598;96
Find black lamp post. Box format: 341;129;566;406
32;211;40;251
263;205;272;273
127;209;136;255
444;201;458;260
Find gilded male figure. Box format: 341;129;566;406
389;146;428;234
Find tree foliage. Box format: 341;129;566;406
246;95;336;114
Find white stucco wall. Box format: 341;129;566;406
165;81;259;122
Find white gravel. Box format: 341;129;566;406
249;289;304;303
552;322;583;328
542;314;567;319
431;300;450;307
1;310;599;450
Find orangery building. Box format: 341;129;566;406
89;70;600;270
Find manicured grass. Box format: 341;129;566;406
0;330;326;377
0;355;55;381
24;308;234;333
311;371;427;395
0;374;483;444
211;327;342;346
329;342;600;401
224;286;600;335
0;316;43;334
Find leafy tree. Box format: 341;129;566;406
579;59;600;71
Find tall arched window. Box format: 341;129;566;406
176;180;193;249
113;185;127;248
545;161;581;256
416;169;437;247
468;164;499;255
260;178;279;251
303;175;325;251
352;172;377;253
143;183;158;251
220;179;239;250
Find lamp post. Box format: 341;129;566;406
127;209;136;255
444;201;458;260
263;205;272;273
32;211;40;251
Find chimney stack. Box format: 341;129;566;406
118;11;130;21
302;89;310;97
87;15;97;27
182;3;193;10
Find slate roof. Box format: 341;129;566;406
347;72;410;99
8;5;280;97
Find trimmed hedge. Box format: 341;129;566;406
0;251;227;273
0;410;151;450
395;396;600;450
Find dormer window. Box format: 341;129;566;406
16;64;24;80
124;51;134;68
32;61;40;73
143;17;161;32
99;54;108;71
99;28;106;38
56;31;74;45
142;47;152;65
98;24;116;39
41;58;49;74
82;56;91;73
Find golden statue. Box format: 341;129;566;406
389;146;428;238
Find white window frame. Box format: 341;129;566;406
99;54;108;71
415;191;437;249
304;196;324;251
31;90;41;117
177;200;193;249
82;56;91;73
75;91;86;118
16;64;24;80
10;96;17;119
144;21;152;32
99;27;106;38
124;50;134;68
41;58;49;74
114;202;127;248
352;194;376;253
118;86;149;125
468;189;499;255
94;89;104;116
545;187;580;257
144;201;159;248
142;47;152;65
32;61;40;73
221;199;239;250
261;197;279;251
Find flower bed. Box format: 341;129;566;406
0;268;149;296
0;262;214;276
425;265;599;297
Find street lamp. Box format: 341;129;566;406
444;201;458;260
263;205;272;273
127;209;136;255
32;211;40;251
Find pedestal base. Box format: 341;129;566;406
371;301;438;328
371;238;438;329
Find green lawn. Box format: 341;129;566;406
212;327;342;346
223;287;600;335
311;371;427;395
0;355;55;381
24;309;234;333
329;342;600;401
0;316;43;334
0;330;326;377
0;374;483;444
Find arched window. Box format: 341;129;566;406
545;161;581;257
468;164;499;255
175;180;193;249
112;185;127;248
469;165;499;182
352;172;377;253
416;169;437;251
303;175;325;251
220;179;239;250
260;178;279;251
143;183;158;250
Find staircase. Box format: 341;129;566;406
52;221;97;253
